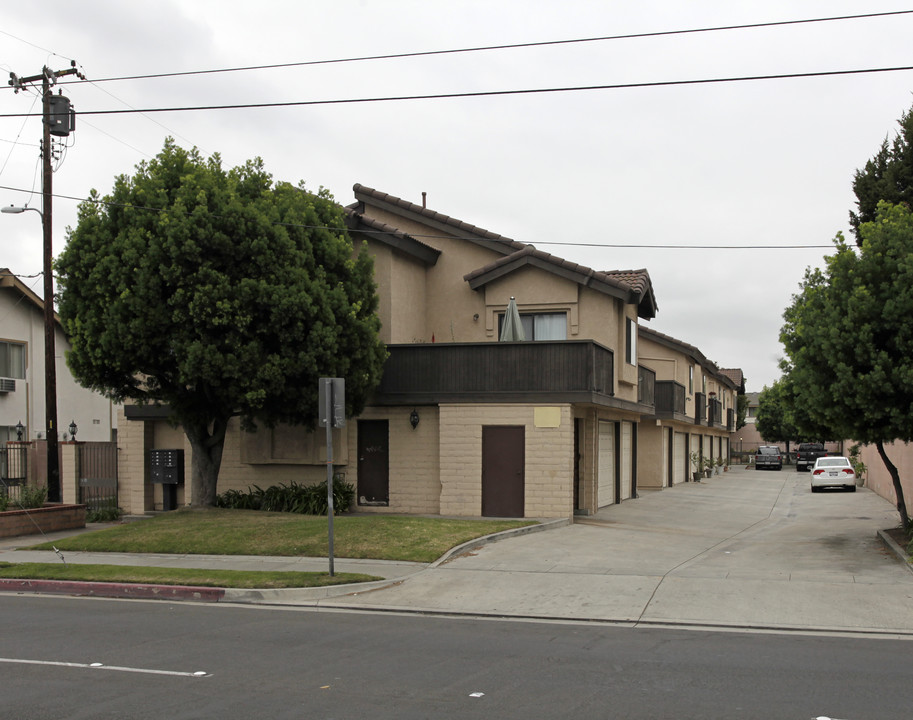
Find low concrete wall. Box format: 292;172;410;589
0;504;86;538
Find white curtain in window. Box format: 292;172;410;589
534;313;566;340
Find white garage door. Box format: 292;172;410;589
597;421;615;508
620;421;633;500
673;432;686;485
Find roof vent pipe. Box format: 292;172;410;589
422;192;426;208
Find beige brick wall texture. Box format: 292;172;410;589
439;403;574;519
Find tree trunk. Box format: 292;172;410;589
183;416;229;507
876;439;910;529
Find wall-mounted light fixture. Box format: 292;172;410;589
473;313;479;321
409;409;420;430
15;420;24;441
69;420;78;440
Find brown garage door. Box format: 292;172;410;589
482;426;525;517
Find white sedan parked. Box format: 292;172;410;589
810;456;857;492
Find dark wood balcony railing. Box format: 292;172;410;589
694;391;706;425
655;380;686;416
374;341;615;403
637;365;655;407
708;398;722;427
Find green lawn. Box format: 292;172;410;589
8;509;535;590
0;562;375;589
27;508;536;563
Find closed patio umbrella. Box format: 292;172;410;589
499;296;526;341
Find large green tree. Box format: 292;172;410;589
754;379;797;449
57;140;387;507
850;105;913;245
780;202;913;527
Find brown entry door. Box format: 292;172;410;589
357;420;389;506
482;426;525;517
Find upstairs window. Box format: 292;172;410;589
498;312;567;341
625;317;637;365
0;341;25;379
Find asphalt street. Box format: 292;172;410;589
2;466;912;636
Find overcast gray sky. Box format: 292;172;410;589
2;0;912;391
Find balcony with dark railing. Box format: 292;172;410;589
708;397;723;428
694;391;706;425
373;341;618;405
654;380;687;421
637;365;655;407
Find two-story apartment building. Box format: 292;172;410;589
117;186;739;519
1;270;118;487
637;326;738;488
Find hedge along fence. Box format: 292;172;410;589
215;476;354;515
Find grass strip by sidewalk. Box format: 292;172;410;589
26;508;537;563
0;562;379;589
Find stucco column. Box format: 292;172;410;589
60;442;78;504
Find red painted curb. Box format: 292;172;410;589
0;578;225;602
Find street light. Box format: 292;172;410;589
1;202;60;501
1;205;40;215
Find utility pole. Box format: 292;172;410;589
8;62;83;503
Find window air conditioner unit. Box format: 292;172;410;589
0;378;16;392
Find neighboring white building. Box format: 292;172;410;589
0;269;116;444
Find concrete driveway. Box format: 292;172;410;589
327;466;913;634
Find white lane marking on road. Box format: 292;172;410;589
0;657;210;677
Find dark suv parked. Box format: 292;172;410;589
755;445;783;471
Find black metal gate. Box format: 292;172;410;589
0;445;29;502
78;442;118;513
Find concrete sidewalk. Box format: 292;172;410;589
2;466;913;635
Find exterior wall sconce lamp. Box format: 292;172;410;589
15;420;24;441
69;420;78;440
409;409;420;430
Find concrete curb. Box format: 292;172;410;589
0;518;569;605
876;529;913;575
0;578;225;602
223;518;570;604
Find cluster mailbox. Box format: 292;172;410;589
149;449;184;510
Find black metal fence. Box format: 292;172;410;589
77;442;118;513
0;445;28;502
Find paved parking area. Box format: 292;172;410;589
327;467;913;634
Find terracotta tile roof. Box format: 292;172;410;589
351;183;528;253
353;184;658;318
344;208;441;265
604;269;651;297
464;248;658;319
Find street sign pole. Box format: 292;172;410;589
319;378;345;577
324;382;335;576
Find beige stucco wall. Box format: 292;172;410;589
0;290;116;443
439;403;574;519
855;441;913;515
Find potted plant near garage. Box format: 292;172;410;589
689;452;703;482
704;458;713;478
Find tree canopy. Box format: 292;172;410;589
850;106;913;245
754;379;797;447
780;202;913;526
57;140;387;507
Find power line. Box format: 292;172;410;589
21;9;913;86
2;63;911;120
0;182;836;250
